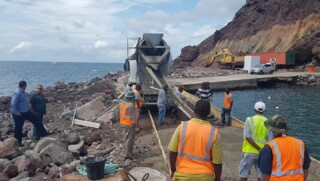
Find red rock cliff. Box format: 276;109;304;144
173;0;320;68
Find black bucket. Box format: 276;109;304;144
83;156;106;180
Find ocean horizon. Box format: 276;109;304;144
0;61;123;96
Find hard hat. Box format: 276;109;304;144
254;101;266;112
264;115;290;134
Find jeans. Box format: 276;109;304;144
12;111;48;143
157;105;166;125
221;107;231;126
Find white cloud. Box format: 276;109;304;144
0;0;245;62
192;25;216;38
10;41;32;53
94;41;108;48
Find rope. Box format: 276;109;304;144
77;162;119;176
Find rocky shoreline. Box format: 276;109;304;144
0;69;319;180
0;72;156;180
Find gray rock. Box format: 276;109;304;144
0;173;9;181
9;171;29;181
59;108;73;120
24;151;41;161
11;156;26;164
0;127;12;137
67;140;84;153
0;158;11;172
17;177;34;181
48;165;59;179
39;143;74;166
66;133;80;145
15;158;44;176
31;172;50;181
33;138;59;153
3;164;18;178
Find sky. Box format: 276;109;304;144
0;0;245;63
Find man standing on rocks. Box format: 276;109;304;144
239;101;271;181
29;84;48;140
221;89;233;126
133;84;143;132
11;81;49;146
258;115;311;181
157;84;168;126
168;99;223;181
119;91;137;159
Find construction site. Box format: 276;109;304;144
0;33;319;181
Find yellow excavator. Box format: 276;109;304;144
205;48;244;69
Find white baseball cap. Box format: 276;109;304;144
254;101;266;112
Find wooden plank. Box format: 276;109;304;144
71;104;77;127
74;119;101;128
147;109;171;175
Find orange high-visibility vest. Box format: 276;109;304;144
133;89;143;108
119;103;135;126
267;136;305;181
176;120;218;175
223;93;232;108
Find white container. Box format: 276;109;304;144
243;56;260;73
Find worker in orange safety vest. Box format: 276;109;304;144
221;88;233;126
168;99;223;181
133;84;143;132
258;115;311;181
119;91;137;159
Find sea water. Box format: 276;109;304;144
211;86;320;160
0;61;123;96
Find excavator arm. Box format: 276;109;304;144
205;48;233;67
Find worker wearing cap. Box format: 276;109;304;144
239;101;272;181
168;99;223;181
258;115;311;181
119;91;137;159
221;89;233;126
133;84;143;132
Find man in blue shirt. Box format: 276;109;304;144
11;81;49;145
157;84;168;126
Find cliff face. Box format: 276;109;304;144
173;0;320;68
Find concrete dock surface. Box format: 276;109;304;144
168;71;320;90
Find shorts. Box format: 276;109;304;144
239;153;261;178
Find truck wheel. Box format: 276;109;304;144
270;70;274;74
259;70;264;75
250;71;254;75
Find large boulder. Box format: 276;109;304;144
33;137;66;153
0;138;19;159
15;158;44;176
39;143;74;166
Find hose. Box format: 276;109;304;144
127;172;149;181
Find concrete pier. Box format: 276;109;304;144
168;72;320;90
